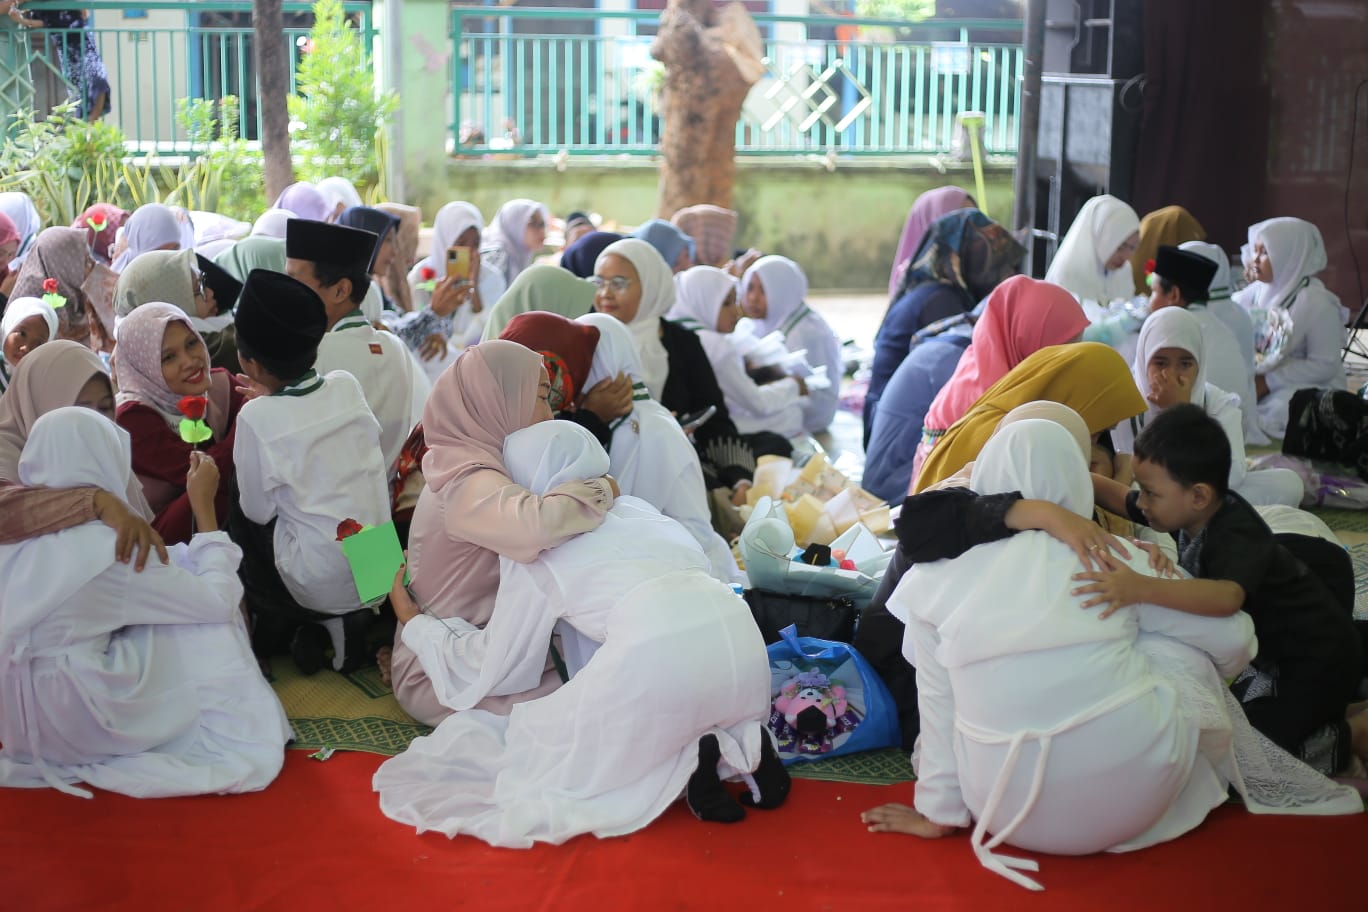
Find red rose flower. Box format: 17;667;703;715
1144;258;1156;275
419;266;436;281
42;278;58;294
177;395;208;421
336;518;364;541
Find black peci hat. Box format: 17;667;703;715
1153;245;1219;303
234;268;329;362
284;218;379;271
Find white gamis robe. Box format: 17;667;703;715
739;256;842;432
888;420;1360;891
0;410;290;798
696;326;805;438
578;312;743;583
233;369;393;615
314;308;424;472
373;421;771;846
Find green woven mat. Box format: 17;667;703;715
788;747;913;785
274;662;913;783
272;663;430;757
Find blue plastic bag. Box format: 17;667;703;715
765;624;900;764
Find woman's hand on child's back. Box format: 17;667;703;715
93;490;168;570
580;372;634;423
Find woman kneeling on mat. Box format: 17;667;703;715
374;420;788;844
861;418;1360;891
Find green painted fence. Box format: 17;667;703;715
451;8;1022;157
17;1;373;152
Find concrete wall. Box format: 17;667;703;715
429;158;1015;290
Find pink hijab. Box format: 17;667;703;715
421;339;542;491
922;275;1090;433
113;303;231;438
889;186;974;296
0;340;154;517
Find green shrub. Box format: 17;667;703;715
288;0;397;194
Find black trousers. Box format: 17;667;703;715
852;544;919;751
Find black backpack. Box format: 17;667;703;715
1282;388;1368;481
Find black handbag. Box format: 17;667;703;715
743;588;857;645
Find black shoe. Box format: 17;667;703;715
739;735;791;810
337;609;375;675
291;624;331;676
685;734;745;824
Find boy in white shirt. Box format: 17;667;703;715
284;218;420;472
229;269;392;674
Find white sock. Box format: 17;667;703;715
322;616;346;672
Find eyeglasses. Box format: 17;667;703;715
191;272;206;299
591;276;634;294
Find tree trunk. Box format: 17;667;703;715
254;0;294;201
651;0;761;217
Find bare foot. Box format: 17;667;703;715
861;803;961;838
376;646;393;688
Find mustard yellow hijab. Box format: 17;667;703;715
914;342;1145;492
1129;205;1206;296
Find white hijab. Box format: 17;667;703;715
740;255;808;336
251;208;295;239
1234;218;1329;311
111;204;185;272
505;416;611;496
1;297;59;367
1133;306;1213;410
1;408;126;664
891;420;1129;669
669;266;739;365
317;177;363;215
0;192;41;268
578;311;706;506
1043;195;1140;304
482;198;548;282
594;238;675;399
418;201;483;277
1180;241;1233;301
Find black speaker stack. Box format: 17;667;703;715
1029;0;1144;277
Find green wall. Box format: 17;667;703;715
428;158;1015;291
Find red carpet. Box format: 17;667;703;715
2;750;1362;911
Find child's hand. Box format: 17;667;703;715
234;372;269;401
1147;367;1191;409
1131;539;1180;578
1071;550;1147;619
185;451;220;502
390;561;419;624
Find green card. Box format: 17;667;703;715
340;521;404;609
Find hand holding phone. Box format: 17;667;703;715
446;246;472;282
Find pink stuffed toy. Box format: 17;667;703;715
773;671;848;736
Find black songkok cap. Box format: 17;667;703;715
1153;245;1219;302
234;268;328;362
196;254;243;313
284;218;379;271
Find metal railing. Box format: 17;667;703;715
451;8;1023;157
17;1;374;153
